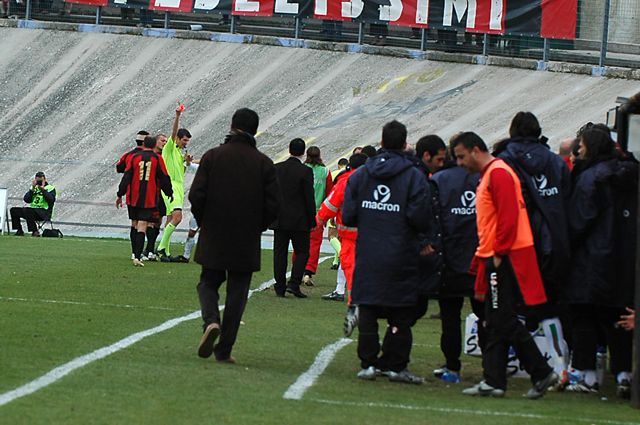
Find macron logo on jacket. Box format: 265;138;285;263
532;174;559;198
362;184;401;212
450;190;476;216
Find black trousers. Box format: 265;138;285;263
197;268;252;360
358;305;415;372
482;258;551;390
439;296;485;372
10;207;49;232
273;229;310;295
570;304;632;375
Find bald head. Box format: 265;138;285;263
558;138;574;157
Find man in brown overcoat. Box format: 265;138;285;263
189;108;280;363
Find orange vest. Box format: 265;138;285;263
475;159;534;258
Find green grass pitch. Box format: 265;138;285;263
0;236;638;424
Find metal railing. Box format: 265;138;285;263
2;0;639;70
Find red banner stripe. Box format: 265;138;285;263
541;0;577;39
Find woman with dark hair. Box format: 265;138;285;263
299;146;333;286
565;128;638;398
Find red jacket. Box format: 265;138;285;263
471;160;546;306
317;169;357;240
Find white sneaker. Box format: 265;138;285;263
387;369;425;385
146;252;157;261
133;259;145;267
131;253;135;260
462;381;505;397
140;254;149;261
357;366;376;380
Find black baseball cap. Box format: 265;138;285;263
35;171;45;178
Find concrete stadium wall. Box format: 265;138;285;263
0;26;638;235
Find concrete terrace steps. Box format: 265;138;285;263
1;23;639;236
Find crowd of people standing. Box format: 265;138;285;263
110;95;639;400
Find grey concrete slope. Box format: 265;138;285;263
0;27;637;232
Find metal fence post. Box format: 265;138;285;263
164;12;170;29
230;15;236;34
294;16;300;39
420;28;426;51
95;6;102;25
357;22;364;45
542;37;549;63
599;0;611;68
482;33;488;56
25;0;31;20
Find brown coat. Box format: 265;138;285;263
189;133;280;272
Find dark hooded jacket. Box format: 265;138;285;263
342;150;431;307
430;165;479;297
189;131;280;272
410;159;443;296
567;157;638;307
496;137;571;298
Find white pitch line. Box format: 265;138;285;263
0;310;201;408
0;274;281;408
283;338;353;400
308;398;640;425
0;296;178;311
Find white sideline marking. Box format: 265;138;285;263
0;275;280;408
283;338;353;400
309;398;640;425
0;296;178;311
0;310;200;408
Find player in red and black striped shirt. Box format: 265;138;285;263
116;136;173;266
116;130;149;174
116;130;149;260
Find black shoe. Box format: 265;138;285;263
286;285;307;298
197;323;220;358
157;249;171;262
14;229;24;236
31;230;40;237
330;263;339;270
170;255;189;263
321;291;345;302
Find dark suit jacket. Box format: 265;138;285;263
271;157;316;231
189;133;280;272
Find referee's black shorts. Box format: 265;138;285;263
127;206;159;222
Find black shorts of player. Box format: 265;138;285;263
148;200;167;224
128;206;160;222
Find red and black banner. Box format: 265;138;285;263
72;0;577;39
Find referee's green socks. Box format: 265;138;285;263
158;223;176;255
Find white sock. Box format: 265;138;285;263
335;265;346;294
541;317;568;373
617;371;632;384
183;236;197;259
584;370;597;386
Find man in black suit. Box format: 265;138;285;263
190;108;280;363
272;138;316;298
